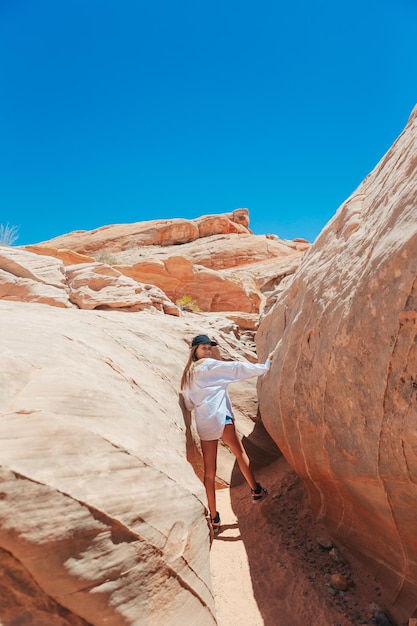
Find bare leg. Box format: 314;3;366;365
221;423;257;491
200;439;218;520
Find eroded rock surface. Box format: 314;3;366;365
23;210;309;314
257;106;417;622
0;246;71;308
0;247;180;315
0;299;276;625
32;209;253;254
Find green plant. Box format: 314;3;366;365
95;251;119;265
0;223;19;246
175;295;200;312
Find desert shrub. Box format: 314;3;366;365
175;295;200;312
0;223;19;246
95;251;119;265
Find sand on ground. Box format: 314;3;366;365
210;456;396;626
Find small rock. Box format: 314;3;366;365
329;547;345;563
329;573;349;591
317;536;333;550
374;610;393;626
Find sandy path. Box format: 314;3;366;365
210;487;263;626
209;457;391;626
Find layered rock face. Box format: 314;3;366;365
0;246;179;314
0;303;213;625
257;106;417;620
1;211;286;624
23;208;309;314
35;208;253;253
0;299;278;625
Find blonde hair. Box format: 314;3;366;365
180;345;199;390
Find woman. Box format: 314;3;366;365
180;333;274;533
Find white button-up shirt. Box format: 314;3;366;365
181;358;271;441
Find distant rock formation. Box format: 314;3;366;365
34;208;254;254
20;208;309;315
0;246;179;314
258;105;417;623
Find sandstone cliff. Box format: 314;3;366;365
257;105;417;623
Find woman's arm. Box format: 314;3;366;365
198;357;272;384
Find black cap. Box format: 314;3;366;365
191;334;218;348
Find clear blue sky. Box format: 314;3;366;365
1;0;416;246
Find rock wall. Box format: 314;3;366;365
257;106;417;621
0;291;277;624
20;213;309;315
0;302;217;625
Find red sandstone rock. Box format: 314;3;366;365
66;262;179;314
329;574;349;591
0;245;72;308
116;256;260;313
257;105;417;623
0;247;180;315
38;218;200;253
23;245;95;265
34;209;253;255
195;212;249;237
21;226;307;315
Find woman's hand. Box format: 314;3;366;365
268;351;275;360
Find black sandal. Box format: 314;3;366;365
210;511;221;533
251;482;267;502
